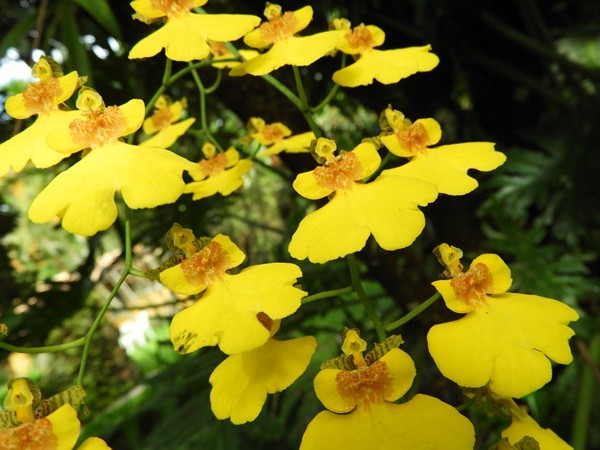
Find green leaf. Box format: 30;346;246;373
0;9;37;56
72;0;122;39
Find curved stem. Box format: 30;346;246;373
261;73;302;109
189;64;222;151
292;66;321;138
204;69;222;95
0;338;86;354
302;286;353;305
312;53;346;112
76;218;133;386
384;292;440;332
346;254;386;341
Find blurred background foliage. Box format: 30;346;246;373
0;0;599;449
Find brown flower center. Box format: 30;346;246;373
198;152;229;177
395;122;430;155
22;78;61;116
0;418;58;450
181;241;230;286
69;106;127;148
346;24;376;51
451;263;493;306
260;11;298;44
313;152;363;191
150;0;194;17
335;360;393;410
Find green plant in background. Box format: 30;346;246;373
0;0;598;449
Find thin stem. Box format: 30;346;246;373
0;338;86;354
572;334;600;450
385;292;440;332
189;64;222;151
302;286;353;305
128;267;147;278
292;66;321;138
76;218;133;386
204;69;222;94
261;73;302;109
346;254;386;341
312;53;346;112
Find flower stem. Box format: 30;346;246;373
189;64;222;151
384;292;440;332
346;254;386;341
572;333;600;450
0;338;86;354
292;65;322;138
302;286;353;305
76;218;133;386
311;53;346;113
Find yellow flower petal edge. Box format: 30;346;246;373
209;336;317;424
289;175;437;263
170;263;306;355
332;46;439;87
129;13;260;61
427;289;578;397
502;403;573;450
46;404;80;450
300;395;475;450
28;143;196;236
77;437;113;450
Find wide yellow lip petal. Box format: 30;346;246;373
427;293;578;397
209;336;316;424
382;142;505;195
28;143;194;236
300;396;475;450
46;404;80;450
289;176;437;263
232;31;343;76
333;46;439;87
170;264;305;354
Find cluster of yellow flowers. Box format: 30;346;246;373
0;1;580;449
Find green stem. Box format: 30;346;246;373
0;338;86;354
128;267;147;278
76;218;133;386
346;254;386;341
292;66;322;138
302;286;353;305
572;333;600;450
189;64;222;151
261;73;302;109
385;292;440;332
311;53;346;112
204;69;222;94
